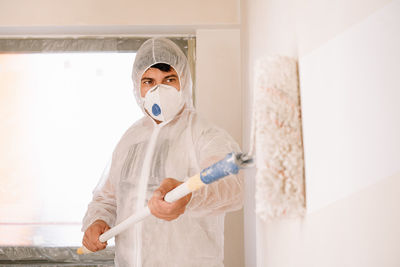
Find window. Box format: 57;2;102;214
0;37;195;249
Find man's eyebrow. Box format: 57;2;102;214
164;74;178;79
141;77;153;81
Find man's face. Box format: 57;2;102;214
140;67;180;97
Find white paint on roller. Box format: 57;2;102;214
251;55;306;220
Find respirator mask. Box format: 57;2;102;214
142;84;184;123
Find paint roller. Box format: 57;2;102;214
250;55;306;220
77;152;254;255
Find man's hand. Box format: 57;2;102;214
82;220;110;252
148;178;192;221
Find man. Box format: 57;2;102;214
82;38;243;267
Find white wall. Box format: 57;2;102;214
300;0;400;212
0;1;244;266
242;0;400;266
258;172;400;267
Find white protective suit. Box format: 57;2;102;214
82;38;244;267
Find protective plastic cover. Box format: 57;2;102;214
0;246;114;266
82;38;244;267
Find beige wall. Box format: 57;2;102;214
0;0;239;27
242;0;400;266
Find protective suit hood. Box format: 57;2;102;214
132;38;194;119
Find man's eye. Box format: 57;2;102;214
166;78;176;83
143;80;152;85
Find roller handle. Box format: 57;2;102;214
97;183;190;244
199;152;240;184
165;152;240;200
77;152;241;255
77;182;193;255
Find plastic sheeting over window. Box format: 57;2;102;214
0;37;192;54
0;246;114;266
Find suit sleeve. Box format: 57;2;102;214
186;126;244;217
81;159;117;232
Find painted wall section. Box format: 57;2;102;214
259;172;400;267
300;0;400;212
196;29;244;267
242;0;400;266
295;0;393;56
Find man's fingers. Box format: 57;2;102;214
82;239;92;252
149;197;170;217
153;189;164;199
83;235;98;252
86;236;106;252
154;178;185;202
96;240;107;250
150;196;186;218
160;178;181;193
148;178;189;221
82;221;110;252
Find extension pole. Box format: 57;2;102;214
77;152;250;255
